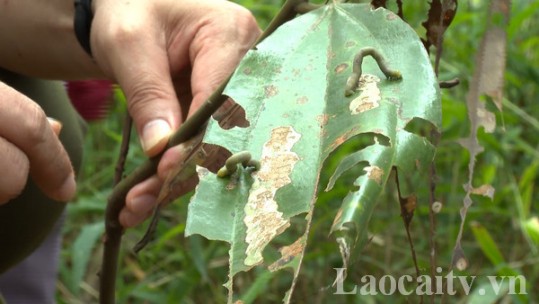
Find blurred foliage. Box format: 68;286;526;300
57;1;539;303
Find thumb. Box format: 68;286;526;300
91;10;183;156
123;59;181;156
118;53;182;156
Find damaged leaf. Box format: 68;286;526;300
421;0;458;50
454;0;509;270
185;3;440;302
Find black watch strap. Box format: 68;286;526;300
74;0;94;56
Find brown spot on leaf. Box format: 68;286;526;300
296;96;308;105
268;237;305;272
327;50;336;60
257;154;299;189
243;67;252;75
386;12;398;20
349;74;381;115
244;126;301;266
264;85;278;98
334;63;348;74
225;178;238;190
316;114;329;127
327;129;355;152
364;166;384;185
345;41;356;48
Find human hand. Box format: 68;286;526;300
0;82;76;204
87;0;260;227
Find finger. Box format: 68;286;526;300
119;208;154;228
122;176;160;228
47;117;63;135
0;137;30;204
0;83;76;202
187;3;261;116
125;176;160;213
91;5;184;157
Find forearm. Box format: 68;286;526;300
0;0;104;79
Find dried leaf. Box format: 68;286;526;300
475;1;510;111
453;0;509;270
421;0;458;50
470;184;495;199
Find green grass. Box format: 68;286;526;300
58;1;539;303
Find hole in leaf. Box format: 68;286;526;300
198;144;232;174
260;214;308;271
403;117;438;143
212;97;249;130
321;133;390;192
269;216;308;248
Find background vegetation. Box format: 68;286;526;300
57;0;539;303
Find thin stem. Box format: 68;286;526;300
295;3;322;14
100;113;132;304
394;168;422;304
114;115;132;185
439;78;460;89
429;129;441;304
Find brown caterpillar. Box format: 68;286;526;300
344;47;402;97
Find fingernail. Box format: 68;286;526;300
141;119;171;156
47;117;63;136
56;172;76;202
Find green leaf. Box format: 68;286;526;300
186;3;440;302
523;217;539;246
467;280;509;304
470;221;529;303
70;221;104;294
239;270;276;303
470;221;507;267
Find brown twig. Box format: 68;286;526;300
439;78;460;89
394;168;421;304
114;115;132;185
98;1;309;303
396;0;404;19
428;129;440;304
295;2;322;14
100;113;132;304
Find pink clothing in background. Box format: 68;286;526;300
66;80;113;121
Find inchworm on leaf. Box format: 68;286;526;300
217;151;260;177
345;47;402;97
